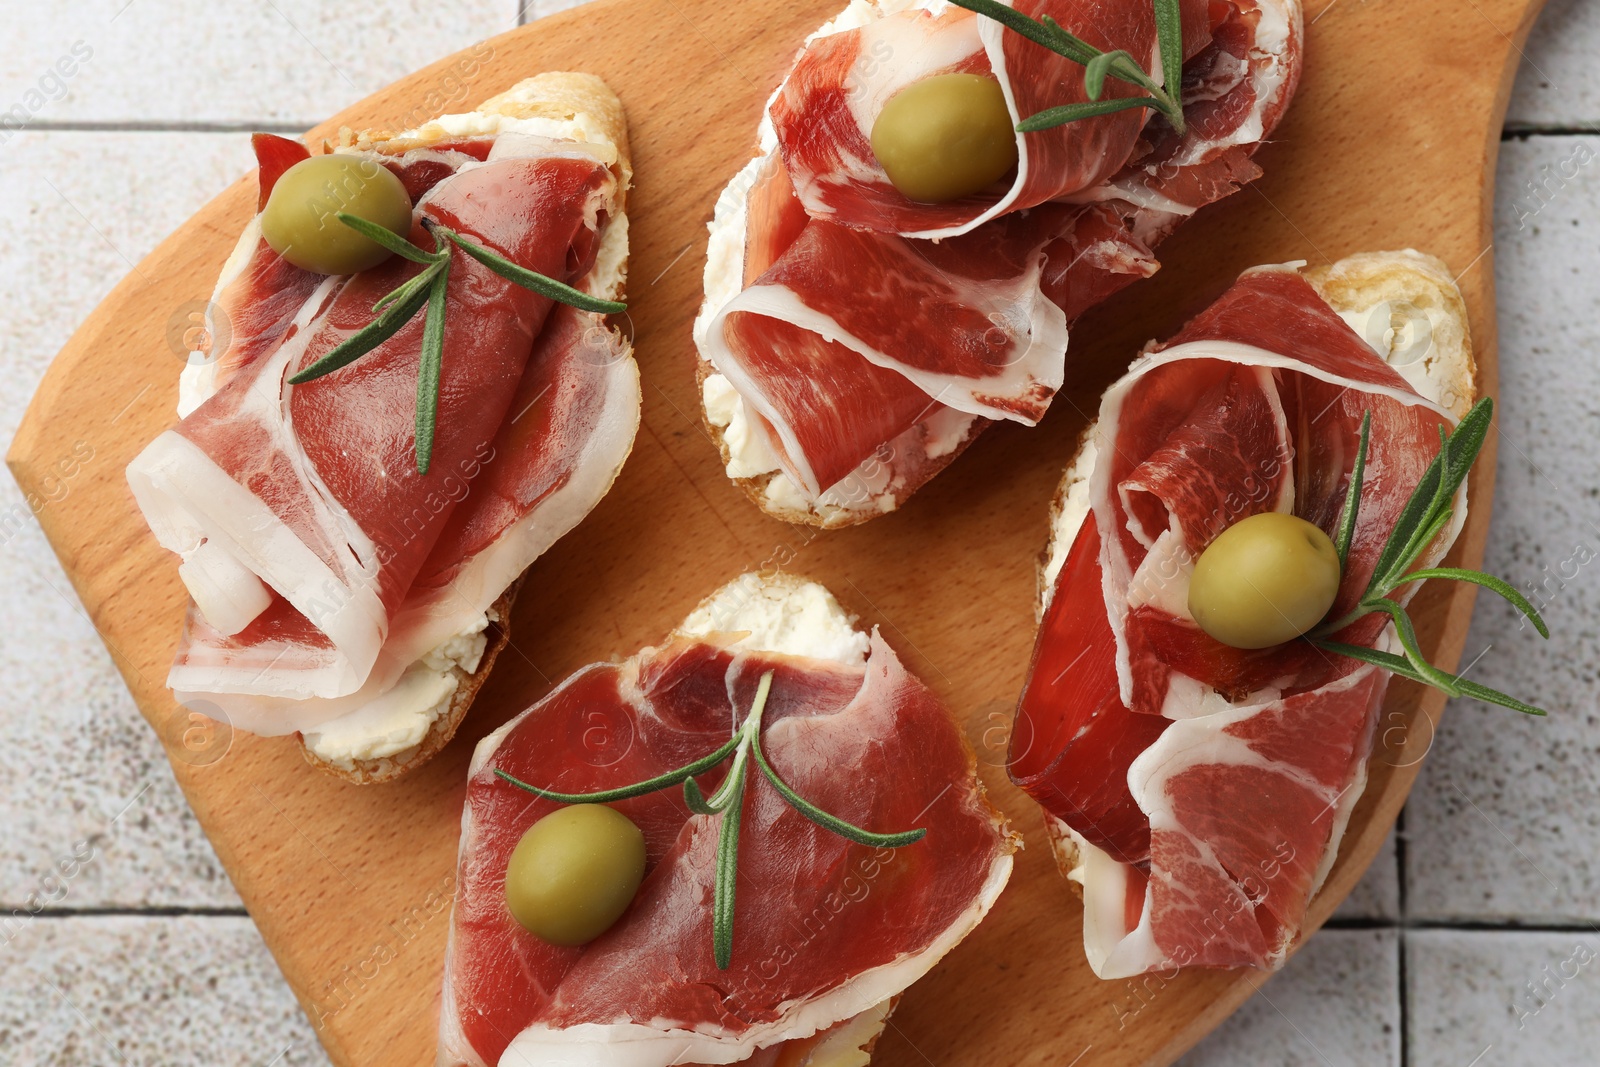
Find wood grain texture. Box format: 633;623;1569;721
3;0;1544;1063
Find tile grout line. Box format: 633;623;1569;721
1397;805;1411;1067
1503;123;1600;139
1323;917;1600;933
9;907;251;919
12;120;308;134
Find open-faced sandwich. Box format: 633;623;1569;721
125;73;638;783
695;0;1303;527
1010;250;1547;977
438;572;1017;1066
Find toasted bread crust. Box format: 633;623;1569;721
1031;251;1479;885
1304;249;1477;420
339;71;632;208
300;582;521;785
296;74;631;783
695;358;990;529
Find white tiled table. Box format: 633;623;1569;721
2;1;1596;1064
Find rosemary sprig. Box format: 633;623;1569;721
1311;397;1549;714
1317;642;1546;717
948;0;1186;134
1332;411;1370;568
496;669;928;969
287;212;626;475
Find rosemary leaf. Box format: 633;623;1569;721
414;261;451;475
752;741;926;849
1084;49;1133;100
372;270;434;315
683;777;719;816
288;265;437;385
1333;411;1371;568
1315;640;1547;716
1366;598;1464;698
1404;567;1550;638
953;0;1089;60
443;230;626;314
494;734;740;804
1036;15;1103;64
336;211;446;265
1444;397;1494;488
1018;96;1164;132
949;1;1185;132
704;745;749;811
1153;0;1185;104
712;766;745;970
1368;398;1492;590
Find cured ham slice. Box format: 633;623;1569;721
697;0;1302;524
438;577;1014;1067
771;0;1215;239
176;137;318;414
168;301;639;741
131;145;616;698
1013;260;1473;976
1074;0;1303;245
703;200;1073;494
127;76;639;764
177;134;502;414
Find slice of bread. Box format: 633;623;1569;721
696;354;989;530
1032;250;1478;889
294;73;631;785
693;138;990;530
669;571;1009;1064
300;582;518;784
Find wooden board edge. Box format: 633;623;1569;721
1144;0;1544;1057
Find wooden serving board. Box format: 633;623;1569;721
6;0;1544;1063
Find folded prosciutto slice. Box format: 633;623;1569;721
439;574;1015;1067
1012;255;1477;977
126;75;639;776
696;0;1302;526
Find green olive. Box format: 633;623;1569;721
1187;513;1342;650
504;804;646;946
870;73;1019;204
260;154;413;275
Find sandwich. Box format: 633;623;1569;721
437;572;1017;1066
125;73;638;783
1010;250;1545;976
694;0;1303;526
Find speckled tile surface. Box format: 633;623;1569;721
1506;0;1600;129
0;1;520;128
0;916;327;1066
1405;135;1600;925
2;2;1598;1066
1335;832;1402;923
1407;930;1600;1067
1179;930;1402;1067
0;131;257;912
